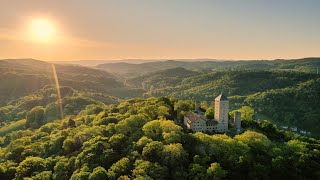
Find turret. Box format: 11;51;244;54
234;111;241;133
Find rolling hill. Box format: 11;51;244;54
1;58;320;137
129;69;317;101
0;59;145;106
127;67;200;90
97;57;320;78
0;85;120;123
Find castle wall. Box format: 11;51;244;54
190;118;207;132
206;124;218;132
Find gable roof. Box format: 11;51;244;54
215;93;228;101
184;112;205;123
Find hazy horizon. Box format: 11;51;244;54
1;0;320;61
2;57;320;63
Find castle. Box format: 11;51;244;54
184;94;241;133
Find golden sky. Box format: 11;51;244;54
0;0;320;61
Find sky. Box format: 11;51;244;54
0;0;320;61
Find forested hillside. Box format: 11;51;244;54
0;86;119;124
136;70;316;101
246;78;320;136
0;59;144;106
127;67;200;90
126;68;320;136
1;58;320;179
0;97;319;179
1;58;319;136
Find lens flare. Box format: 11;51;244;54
51;64;64;119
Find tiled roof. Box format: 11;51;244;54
185;111;218;126
185;111;201;123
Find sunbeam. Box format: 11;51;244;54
51;63;64;119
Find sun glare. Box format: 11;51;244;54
29;18;56;43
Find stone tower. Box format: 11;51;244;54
234;111;241;133
214;94;229;132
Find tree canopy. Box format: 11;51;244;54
0;97;319;179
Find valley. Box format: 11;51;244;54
0;58;320;179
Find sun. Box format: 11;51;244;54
29;18;56;43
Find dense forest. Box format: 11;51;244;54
0;58;320;179
1;96;320;179
245;78;320;135
0;86;119;125
1;59;320;135
1;58;320;133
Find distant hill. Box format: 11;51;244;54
138;70;317;101
53;59;161;66
97;60;213;77
0;59;145;105
97;58;320;77
127;67;200;89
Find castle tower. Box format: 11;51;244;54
234;111;241;133
214;94;229;132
